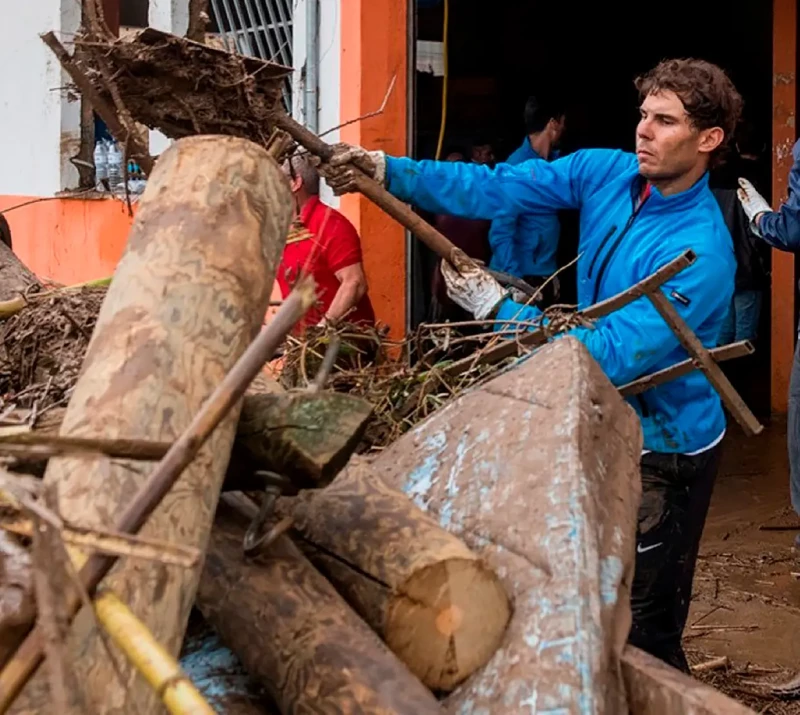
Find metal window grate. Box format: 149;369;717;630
208;0;293;109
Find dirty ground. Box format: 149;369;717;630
687;416;800;713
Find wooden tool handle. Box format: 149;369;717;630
276;113;465;264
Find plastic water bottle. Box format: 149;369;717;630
107;141;122;189
94;140;108;188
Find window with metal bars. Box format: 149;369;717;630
207;0;293;109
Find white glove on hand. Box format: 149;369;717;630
319;143;387;195
440;249;509;321
737;178;771;235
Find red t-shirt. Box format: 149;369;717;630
277;196;376;331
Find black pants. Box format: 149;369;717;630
627;445;722;672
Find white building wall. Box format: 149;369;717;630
148;0;189;155
0;0;81;197
292;0;341;207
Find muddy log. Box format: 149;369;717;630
0;240;38;302
280;463;511;692
8;135;293;715
197;494;443;715
230;391;373;488
8;388;372;488
621;646;756;715
369;337;642;714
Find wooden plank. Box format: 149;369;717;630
6;135;293;715
619;342;753;397
646;291;763;435
371;337;643;713
622;646;756;715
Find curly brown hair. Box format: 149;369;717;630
635;58;743;167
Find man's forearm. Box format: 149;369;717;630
325;280;364;322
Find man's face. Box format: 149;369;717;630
636;90;718;181
471;144;494;165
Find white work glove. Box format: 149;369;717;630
319;143;387;196
440;249;509;321
737;178;772;235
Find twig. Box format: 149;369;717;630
691;656;729;673
309;335;341;392
0;278;317;711
0;433;170;461
40;32;154;176
318;73;397;139
689;624;759;632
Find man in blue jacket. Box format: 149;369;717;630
321;58;742;672
489;95;566;304
738;141;800;530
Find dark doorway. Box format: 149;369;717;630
409;0;774;416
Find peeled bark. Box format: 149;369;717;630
0;532;34;666
198;494;442;715
371;337;643;714
9;135;293;715
281;463;511;692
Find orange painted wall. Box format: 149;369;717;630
0;195;134;284
340;0;408;338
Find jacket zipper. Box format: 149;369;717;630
587;225;617;279
591;195;648;305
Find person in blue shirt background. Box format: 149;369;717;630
322;58;742;673
738;142;800;539
489;95;566;305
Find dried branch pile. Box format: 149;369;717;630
77;28;290;147
0;287;107;413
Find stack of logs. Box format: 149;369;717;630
0;134;512;714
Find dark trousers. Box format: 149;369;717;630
628;446;722;672
789;335;800;515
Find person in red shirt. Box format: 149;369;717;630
278;154;376;332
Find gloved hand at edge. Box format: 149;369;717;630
737;178;772;236
318;143;387;196
440;248;509;321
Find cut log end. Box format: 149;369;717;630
387;557;510;691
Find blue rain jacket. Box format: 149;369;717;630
385;149;735;454
488;138;561;278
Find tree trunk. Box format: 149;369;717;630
197;494;443;715
279;462;511;692
0;239;38;301
369;337;643;714
9;135;293;715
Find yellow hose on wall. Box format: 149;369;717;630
434;0;449;160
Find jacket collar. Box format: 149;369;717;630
632;170;710;212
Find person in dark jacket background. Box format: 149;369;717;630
738;138;800;530
711;122;770;346
487;95;566;305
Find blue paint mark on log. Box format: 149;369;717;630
599;556;623;606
